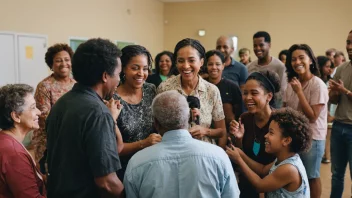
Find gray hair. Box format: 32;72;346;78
152;90;189;131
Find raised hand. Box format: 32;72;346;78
229;118;244;139
226;144;241;163
104;98;123;121
290;77;303;94
189;125;208;139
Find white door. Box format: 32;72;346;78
0;33;17;86
17;34;48;89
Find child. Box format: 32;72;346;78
226;107;312;197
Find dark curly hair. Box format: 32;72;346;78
203;50;225;74
0;84;34;130
271;107;312;153
120;45;153;83
154;51;175;76
72;38;122;86
246;70;281;106
286;44;320;81
45;43;74;69
174;38;206;62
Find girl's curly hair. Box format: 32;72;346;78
271;107;312;153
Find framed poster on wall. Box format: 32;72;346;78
69;37;88;52
116;40;134;49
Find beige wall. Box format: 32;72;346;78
164;0;351;60
0;0;164;57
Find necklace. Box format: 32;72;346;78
252;119;261;156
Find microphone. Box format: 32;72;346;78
187;96;200;126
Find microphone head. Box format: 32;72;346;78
187;96;200;109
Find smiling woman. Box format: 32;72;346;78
283;44;329;198
31;43;76;174
157;38;227;149
113;45;160;181
0;84;46;197
229;70;280;198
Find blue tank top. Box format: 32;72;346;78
267;154;310;198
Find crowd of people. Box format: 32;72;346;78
0;29;351;198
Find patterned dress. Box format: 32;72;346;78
157;75;225;144
32;74;76;162
113;82;156;180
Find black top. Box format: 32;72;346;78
46;83;121;198
146;73;163;88
239;112;275;198
113;83;156;180
215;78;244;120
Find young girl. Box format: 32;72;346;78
226;107;312;198
284;44;329;198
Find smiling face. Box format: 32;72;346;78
347;32;352;61
253;37;270;60
159;54;172;74
264;120;287;153
176;46;204;82
290;49;312;76
123;55;149;89
17;94;41;131
52;50;72;79
242;79;272;114
207;54;224;80
216;37;234;60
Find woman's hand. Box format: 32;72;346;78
290;77;303;94
229;118;244;139
104;98;123;121
189;125;209;139
142;133;162;147
226;145;241;163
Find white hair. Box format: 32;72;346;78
152;90;189;131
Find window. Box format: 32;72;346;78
69;38;87;52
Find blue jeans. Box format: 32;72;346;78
330;121;352;198
300;140;325;179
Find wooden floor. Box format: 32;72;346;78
28;149;350;197
321;162;351;198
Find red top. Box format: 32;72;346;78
0;133;46;198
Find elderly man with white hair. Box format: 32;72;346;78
123;90;240;198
